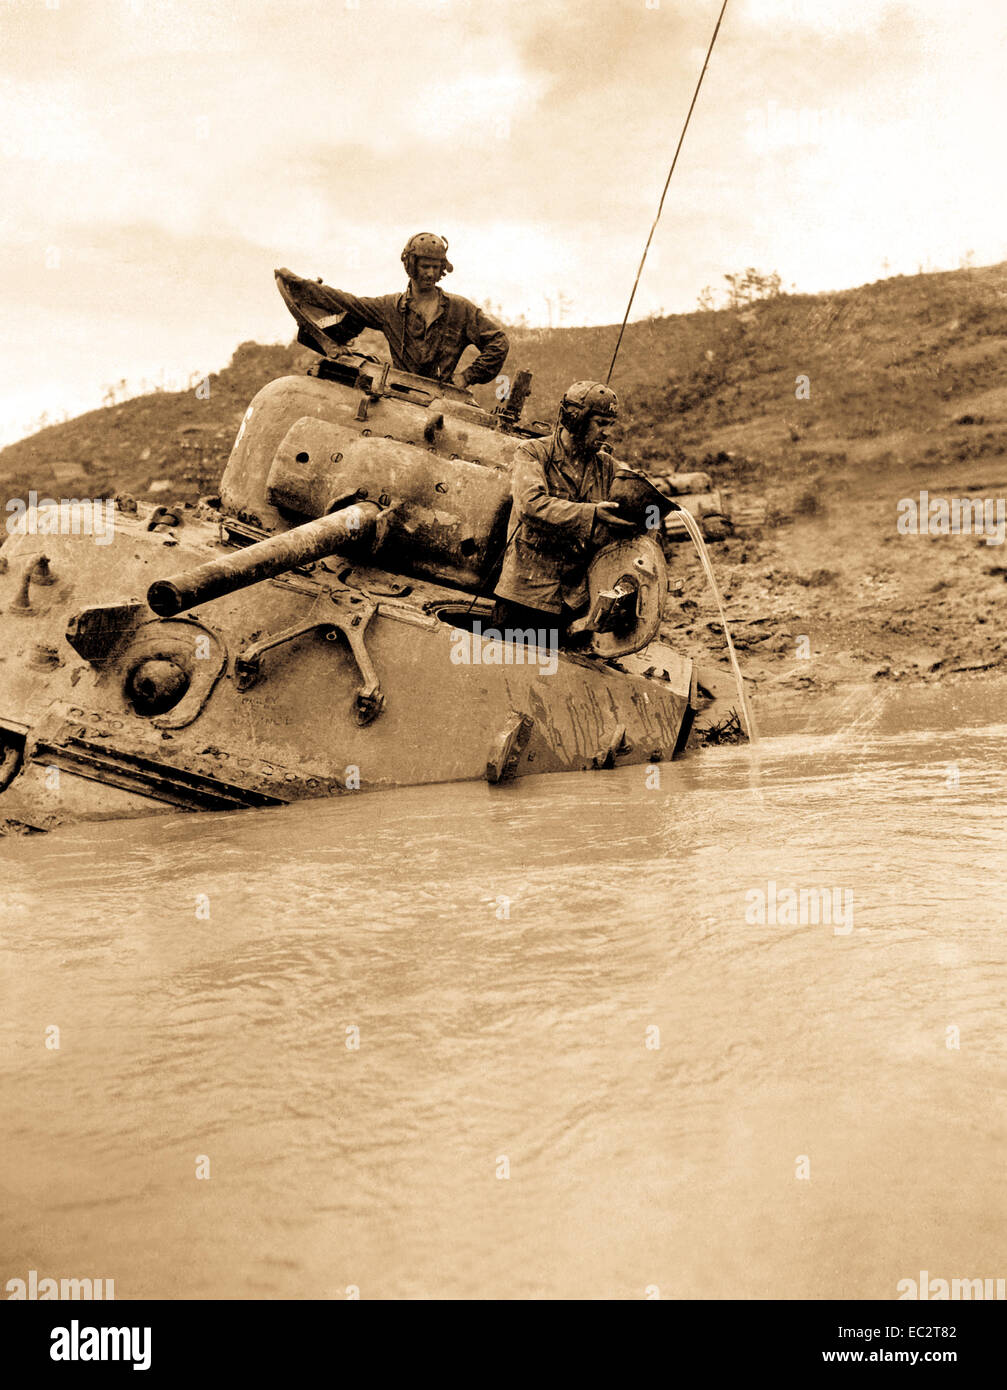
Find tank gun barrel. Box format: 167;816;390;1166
147;502;381;617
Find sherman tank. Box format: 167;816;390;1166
0;276;744;833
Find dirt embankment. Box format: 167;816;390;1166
4;262;1007;697
629;264;1007;700
664;466;1007;705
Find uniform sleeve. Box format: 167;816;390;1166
326;310;367;345
281;274;393;332
461;303;509;385
511;445;597;544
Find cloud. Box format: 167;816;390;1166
1;0;1006;441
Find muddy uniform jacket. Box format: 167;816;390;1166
283;276;508;386
495;429;616;615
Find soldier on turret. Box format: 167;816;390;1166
492;381;636;638
275;233;509;390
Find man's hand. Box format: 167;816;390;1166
452;368;472;390
595;501;636;533
275;267;325;287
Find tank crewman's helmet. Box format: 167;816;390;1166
401;232;453;280
558;381;620;431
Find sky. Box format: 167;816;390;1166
1;0;1006;444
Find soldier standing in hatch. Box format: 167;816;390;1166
275;233;508;389
492;381;636;640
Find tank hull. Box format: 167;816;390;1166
0;506;695;833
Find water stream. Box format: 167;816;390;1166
2;681;1004;1299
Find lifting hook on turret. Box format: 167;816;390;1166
9;554;55;614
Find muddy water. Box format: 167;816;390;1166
2;682;1005;1300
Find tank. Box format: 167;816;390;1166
0;278;740;833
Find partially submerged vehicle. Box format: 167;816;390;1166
0;277;746;832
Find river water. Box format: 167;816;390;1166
2;681;1005;1300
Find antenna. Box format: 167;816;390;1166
606;0;730;385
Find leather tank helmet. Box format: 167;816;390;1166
401;232;453;281
558;380;620;434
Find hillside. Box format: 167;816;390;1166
4;262;1007;702
4;262;1007;507
0;340;308;507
